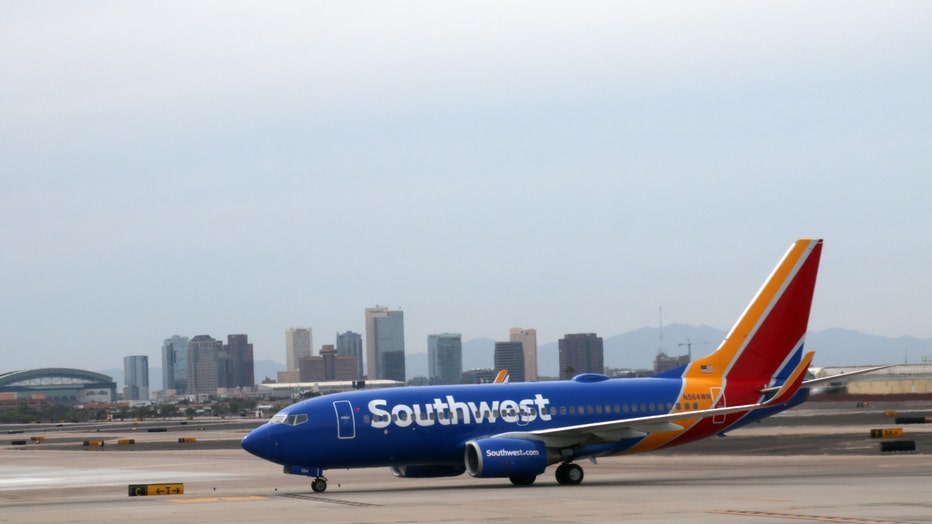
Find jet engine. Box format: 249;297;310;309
389;465;466;478
464;438;551;478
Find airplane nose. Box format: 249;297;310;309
241;425;269;459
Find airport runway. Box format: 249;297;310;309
2;403;931;523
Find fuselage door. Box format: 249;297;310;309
710;387;726;424
333;400;356;439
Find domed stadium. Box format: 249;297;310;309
0;368;117;405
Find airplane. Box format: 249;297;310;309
243;239;833;492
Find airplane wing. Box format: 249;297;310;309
498;352;813;449
761;364;893;394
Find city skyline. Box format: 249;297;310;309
2;4;929;373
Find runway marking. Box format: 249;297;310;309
170;496;267;504
281;493;380;507
711;510;905;523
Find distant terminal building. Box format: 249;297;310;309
258;379;403;399
0;368;117;405
558;333;604;380
428;333;463;385
123;355;149;401
814;364;932;395
494;341;526;383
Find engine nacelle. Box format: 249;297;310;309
464;438;550;478
389;464;466;478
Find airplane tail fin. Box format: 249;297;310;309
685;239;823;387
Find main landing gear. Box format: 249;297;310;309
509;463;585;487
311;476;328;493
555;463;584;485
508;474;536;486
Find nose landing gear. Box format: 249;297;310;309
311;476;328;493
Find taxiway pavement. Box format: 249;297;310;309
2;402;931;523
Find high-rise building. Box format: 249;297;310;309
366;307;406;382
336;331;364;380
187;335;223;396
559;333;604;380
224;334;255;388
509;327;538;381
428;333;462;385
300;345;357;382
286;328;313;373
161;335;189;394
494;341;526;383
364;307;389;378
123;355;149;401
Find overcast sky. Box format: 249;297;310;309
2;1;929;372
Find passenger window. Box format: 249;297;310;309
623;404;629;413
631;404;638;413
569;406;576;415
649;403;656;412
596;405;603;414
560;406;567;415
363;415;371;424
640;403;647;412
550;407;557;416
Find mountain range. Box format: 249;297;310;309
99;325;930;389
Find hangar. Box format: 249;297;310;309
0;368;117;404
814;364;932;396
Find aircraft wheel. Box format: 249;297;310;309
555;463;584;485
311;478;327;492
508;474;536;486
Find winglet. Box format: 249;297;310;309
493;369;509;384
764;351;813;405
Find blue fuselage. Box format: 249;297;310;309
241;375;805;470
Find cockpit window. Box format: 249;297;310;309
269;413;308;426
